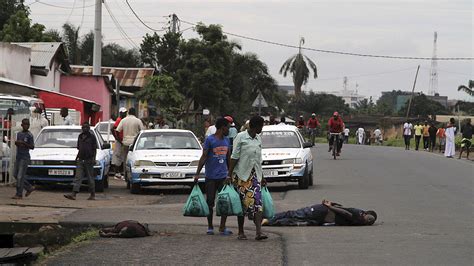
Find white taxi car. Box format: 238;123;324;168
26;126;112;192
125;129;204;194
261;125;314;189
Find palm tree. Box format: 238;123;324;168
62;23;81;65
279;37;318;97
458;80;474;96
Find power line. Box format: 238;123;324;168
317;67;417;81
79;0;86;29
32;0;95;9
125;0;167;32
65;0;77;22
103;0;139;49
178;18;473;61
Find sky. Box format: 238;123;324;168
27;0;473;101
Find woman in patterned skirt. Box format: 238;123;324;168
228;116;267;241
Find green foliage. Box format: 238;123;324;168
376;90;409;115
398;93;449;117
140;32;182;74
279;38;318;96
102;43;141;67
354;97;376;115
457;101;474;115
62;23;81;64
0;0;27;31
43;29;62;42
288;92;350;117
0;10;50;42
458;80;473;96
79;31;94;65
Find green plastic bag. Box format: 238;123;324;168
183;185;210;217
262;186;275;219
216;185;243;216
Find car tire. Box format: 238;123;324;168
130;183;141;194
95;179;105;192
308;168;314;187
298;164;309;189
125;168;131;189
104;173;109;188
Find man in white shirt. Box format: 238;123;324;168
356;127;365;145
403;121;413;150
343;128;350;143
373;127;382;145
205;124;216;137
60;107;73;125
116;108;144;176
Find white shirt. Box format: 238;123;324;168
403;123;412;136
205;125;216;137
116;115;145;146
357;128;365;135
62;115;73;125
154;124;170;129
374;129;382;137
344;128;350;136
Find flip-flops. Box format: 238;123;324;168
237;234;248;240
255;233;268;241
206;228;214;235
219;228;233;236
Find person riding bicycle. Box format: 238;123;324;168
328;112;345;156
307;113;320;145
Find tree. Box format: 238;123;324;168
354;97;376;115
102;43;141;67
399;94;449;117
62;23;81;65
458;80;474;96
288;92;350;118
140;32;182;74
43;29;62;42
79;31;94;65
0;0;27;31
135;75;184;120
0;10;49;42
279;37;318;97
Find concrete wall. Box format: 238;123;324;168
0;43;32;85
31;60;61;92
60;75;112;120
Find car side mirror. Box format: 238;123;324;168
303;142;314;148
129;145;134;151
101;143;111;149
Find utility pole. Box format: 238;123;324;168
93;0;102;76
406;65;420;119
171;14;179;33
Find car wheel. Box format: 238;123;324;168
308;167;314;186
95;179;105;192
130;183;141;194
298;164;309;189
125;168;131;189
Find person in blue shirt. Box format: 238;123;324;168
11;119;35;199
194;117;232;235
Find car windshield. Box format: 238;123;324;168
262;131;301;149
35;129;82;148
135;132;200;150
96;122;114;133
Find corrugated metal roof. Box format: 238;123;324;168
13;42;63;69
70;65;154;88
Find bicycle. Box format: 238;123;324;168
329;132;342;160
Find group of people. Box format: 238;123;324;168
403;118;472;159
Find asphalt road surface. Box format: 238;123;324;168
266;144;473;265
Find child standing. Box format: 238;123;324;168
11;119;35;199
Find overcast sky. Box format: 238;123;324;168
28;0;473;101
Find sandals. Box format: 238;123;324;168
206;228;214;235
237;234;248;240
219;228;233;236
255;233;268;241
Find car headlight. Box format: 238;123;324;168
294;158;303;164
282;158;303;164
189;160;199;167
31;160;43;165
134;160;155;167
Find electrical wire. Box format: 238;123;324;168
317;67;417;81
125;0;166;32
33;0;95;9
103;0;139;49
178;18;473;61
65;0;77;22
79;0;86;29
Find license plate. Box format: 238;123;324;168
263;170;278;177
161;172;185;178
48;169;74;176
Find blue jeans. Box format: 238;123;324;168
14;158;32;197
268;204;328;226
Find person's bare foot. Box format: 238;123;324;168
255;233;268;241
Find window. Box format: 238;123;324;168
262;131;301;149
135;132;200;150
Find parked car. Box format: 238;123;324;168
125;129;205;194
95;120;116;143
261;124;314;189
26;126;112;192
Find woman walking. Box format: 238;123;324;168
444;118;456;158
228;116;267;241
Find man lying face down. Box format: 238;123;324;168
262;199;377;226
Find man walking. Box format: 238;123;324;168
436;124;446;153
414;122;423;151
194;118;233;235
64;122;97;200
374;127;382;145
307;113;320;145
11;119;35;199
428;123;437;152
403;120;413;150
112;107;127;180
458;118;472;160
422;121;430;151
116;108;144;166
356;126;365;145
343;127;350;144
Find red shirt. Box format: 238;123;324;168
114;117;123;141
307;118;320;129
328;117;344;133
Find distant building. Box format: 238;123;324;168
278;85;294;95
393;92;448;112
330;89;366;108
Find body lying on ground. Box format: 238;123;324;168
262;200;377;226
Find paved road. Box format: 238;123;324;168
266;144;473;265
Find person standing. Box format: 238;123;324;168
64;122;98;200
11;119;35;199
343;127;350;144
279;116;286;125
356;126;365;145
428;123;437;152
60;107;73;125
444;118;456;158
373;127;382;145
307;113;320;145
458;118;472;160
422;121;430;151
403;120;413;150
228;116;267;241
225;116;238;152
112;107;127;180
116;108;145;173
29;107;49;139
436;124;446;153
413;122;423;151
194;118;233;235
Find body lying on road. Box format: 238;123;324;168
262;199;377;226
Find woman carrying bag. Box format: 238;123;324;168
227;116;268;241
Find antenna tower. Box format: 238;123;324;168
343;76;348;91
428;31;438;95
